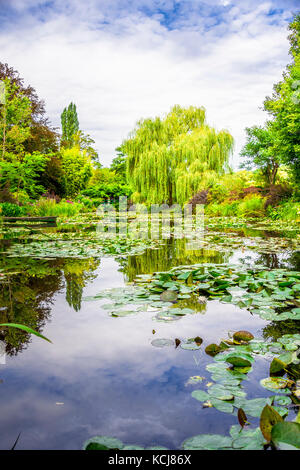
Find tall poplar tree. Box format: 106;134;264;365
120;105;234;205
61;102;79;148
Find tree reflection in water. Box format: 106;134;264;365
0;257;100;355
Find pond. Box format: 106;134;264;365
0;217;299;450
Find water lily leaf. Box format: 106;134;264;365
191;390;210;402
271;422;300;449
182;434;232;450
180;342;201;350
123;445;144;450
220;352;254;368
235;397;273;418
232;428;265;450
233;331;254;342
194;336;203;345
151;338;174;348
237;408;248;428
260;377;293;392
205;344;222;356
210;398;234;413
208;385;234;401
160;290;178;302
83;436;124;450
272;395;292;406
270;358;287;374
260;405;283;442
146;446;169;450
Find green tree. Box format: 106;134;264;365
73;130;100;165
120;105;233;205
110;147;126;180
61;146;92;198
263;13;300;184
240;123;281;185
61;102;79;148
0;78;32;161
0;152;49;198
0;62;58;154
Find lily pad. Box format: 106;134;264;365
182;434;232;450
83;436;124;450
271;422;300;449
151;338;174;348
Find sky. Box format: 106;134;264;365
0;0;298;167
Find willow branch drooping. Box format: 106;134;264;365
121;105;234;205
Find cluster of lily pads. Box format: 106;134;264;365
83;330;300;451
3;237;162;259
201;230;299;253
83;263;300;323
83;283;201;321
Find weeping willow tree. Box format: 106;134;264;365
121;105;234;205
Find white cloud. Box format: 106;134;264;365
0;1;293;166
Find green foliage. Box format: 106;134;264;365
0;323;51;343
237;194;266;218
60;146;92;198
205;195;266;218
73;130;99;164
267;200;300;222
0;62;58;154
60;102;79;148
0;152;49;198
121;105;234;205
0;78;31;160
205;201;240;217
89;167;123;185
110;148;127;180
240;124;281;185
262;14;300;184
81;182;131;204
0;202;26;217
29;198;84;217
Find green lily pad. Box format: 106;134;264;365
151;338;174;348
160;290;178;302
182;434;232;450
260;377;293;392
271;422;300;449
83;436;124;450
191;390;210;402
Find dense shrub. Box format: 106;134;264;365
81;183;132;203
237;194;266;218
0;202;27;217
28;198;84;217
205;201;240;217
267;201;300;222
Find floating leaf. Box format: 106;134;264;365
233;331;254;342
271;422;300;449
83;436;124;450
237;408;248;428
260;405;283;442
160;290;178;302
191;390;210;402
205;344;222;356
151;338;174;348
182;434;232;450
260;377;293;392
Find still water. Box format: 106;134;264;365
0;229;299;449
